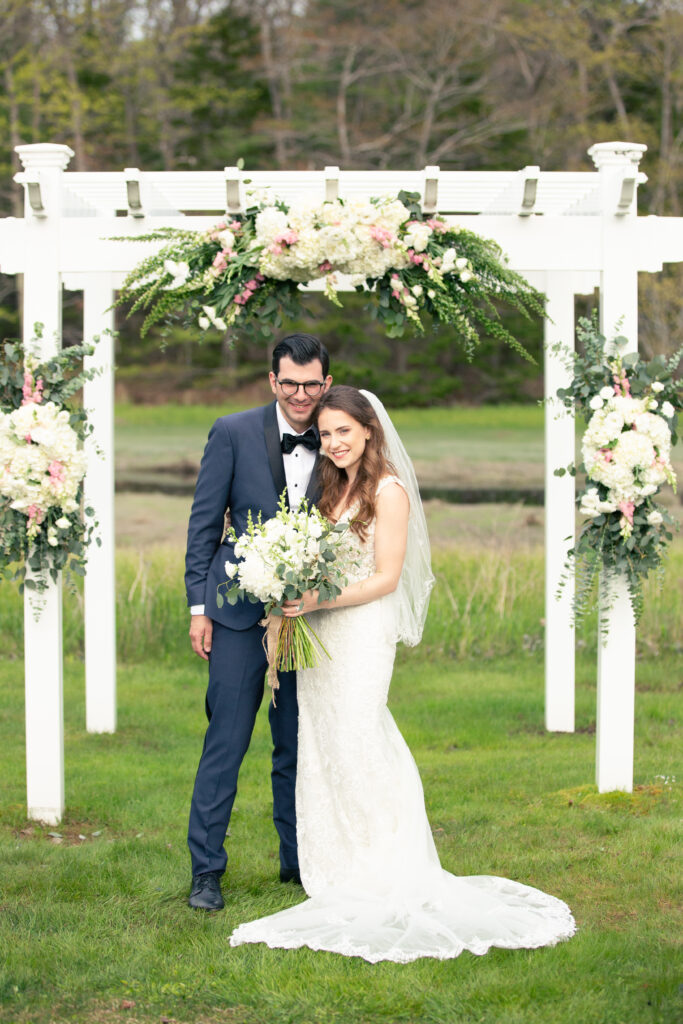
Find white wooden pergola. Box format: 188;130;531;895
1;141;681;824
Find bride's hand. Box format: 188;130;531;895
281;590;320;617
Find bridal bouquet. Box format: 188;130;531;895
115;190;542;360
0;335;99;600
554;317;681;624
217;495;351;699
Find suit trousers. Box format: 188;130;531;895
187;618;299;878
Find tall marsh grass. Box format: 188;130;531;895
2;544;681;664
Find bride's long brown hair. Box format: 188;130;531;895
316;386;396;540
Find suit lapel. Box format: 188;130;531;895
264;401;288;504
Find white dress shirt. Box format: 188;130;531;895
276;402;318;508
190;404;318;616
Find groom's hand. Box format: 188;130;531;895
190;614;213;660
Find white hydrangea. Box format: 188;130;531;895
255;197;416;282
633;411;671;455
254;206;289;244
0;401;87;527
583;408;625;449
610;395;647;425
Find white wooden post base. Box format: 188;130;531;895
24;573;64;823
596;572;636;792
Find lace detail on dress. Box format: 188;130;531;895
229;486;576;963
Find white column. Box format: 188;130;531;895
596;573;636;791
83;275;117;733
23;572;64;824
543;273;575;732
588;141;645;792
16;143;74;824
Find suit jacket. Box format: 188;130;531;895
184;401;321;630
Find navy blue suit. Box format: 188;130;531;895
185;400;320;878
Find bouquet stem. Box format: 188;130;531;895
261;613;331;705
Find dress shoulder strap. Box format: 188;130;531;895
376;474;405;496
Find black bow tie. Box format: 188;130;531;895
281;428;318;454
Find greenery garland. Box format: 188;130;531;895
0;330;99;597
553;317;681;626
115;190;543;359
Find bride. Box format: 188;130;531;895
230;385;576;963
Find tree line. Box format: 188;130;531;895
1;0;680;402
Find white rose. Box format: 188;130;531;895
661;401;675;419
647;510;663;526
411;285;423;298
163;259;190;289
55;517;70;529
427;289;436;299
308;518;323;539
217;229;235;251
455;257;468;271
600;386;615;400
403;221;431;252
579;488;601;517
648;399;658;410
224;561;238;578
651;381;665;393
589;395;604;411
441;248;457;274
198;315;210;330
459;269;474;283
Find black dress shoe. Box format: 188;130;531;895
188;871;224;910
279;868;302;885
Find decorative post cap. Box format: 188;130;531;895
15;143;75;171
588;141;647;169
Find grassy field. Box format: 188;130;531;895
1;402;681;1023
0;647;681;1024
114;402;549;490
114;399;683;505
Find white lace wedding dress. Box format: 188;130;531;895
230;478;576;962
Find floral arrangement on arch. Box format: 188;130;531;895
0;331;99;597
554;317;682;624
115;190;543;358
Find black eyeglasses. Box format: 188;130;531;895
276;379;325;397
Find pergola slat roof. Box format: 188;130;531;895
55;166;624;219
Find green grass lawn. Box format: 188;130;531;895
0;641;681;1024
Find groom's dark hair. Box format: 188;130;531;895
272;333;329;378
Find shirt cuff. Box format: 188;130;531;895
190;604;206;616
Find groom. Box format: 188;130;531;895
184;333;332;911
